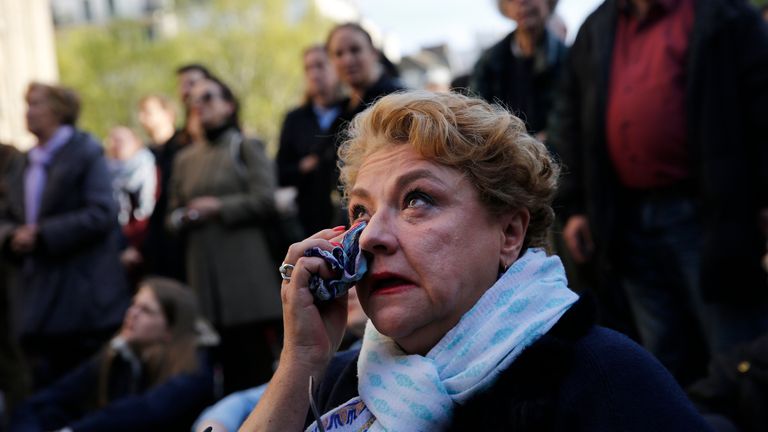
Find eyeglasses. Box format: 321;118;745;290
195;91;222;105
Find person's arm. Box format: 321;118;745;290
36;144;118;256
166;151;190;233
194;384;268;432
135;150;158;221
240;228;349;432
69;363;213;432
686;350;740;421
0;151;21;254
547;31;593;262
547;34;585;222
734;8;768;226
276;112;302;187
217;139;276;227
9;359;99;432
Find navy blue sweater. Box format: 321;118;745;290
311;297;712;431
10;350;213;432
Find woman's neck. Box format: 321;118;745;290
204;121;236;142
349;67;383;110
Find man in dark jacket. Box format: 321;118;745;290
0;83;130;390
276;45;342;236
549;0;768;385
470;0;566;137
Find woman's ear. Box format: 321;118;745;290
499;208;530;269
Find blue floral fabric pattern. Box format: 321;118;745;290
304;221;368;301
306;248;579;432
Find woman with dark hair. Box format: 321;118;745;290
9;277;214;431
167;77;283;393
326;23;405;125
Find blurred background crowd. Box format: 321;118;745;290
1;0;768;431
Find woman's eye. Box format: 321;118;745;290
350;204;368;220
404;191;433;209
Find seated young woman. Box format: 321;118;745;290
10;277;215;431
241;91;711;431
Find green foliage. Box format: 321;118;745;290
56;0;333;154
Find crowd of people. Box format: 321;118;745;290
1;0;768;430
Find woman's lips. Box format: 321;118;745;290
369;272;414;296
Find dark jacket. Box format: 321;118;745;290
470;29;567;134
335;75;404;131
311;297;711;431
548;0;768;302
688;332;768;432
142;130;187;282
0;130;129;336
276;103;341;236
10;349;214;432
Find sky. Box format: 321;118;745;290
355;0;605;55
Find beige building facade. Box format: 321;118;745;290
0;0;58;150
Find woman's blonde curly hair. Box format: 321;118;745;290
338;90;559;250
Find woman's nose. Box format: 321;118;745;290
358;211;397;255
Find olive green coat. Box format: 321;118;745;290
168;128;282;327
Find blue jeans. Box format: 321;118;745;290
618;195;768;384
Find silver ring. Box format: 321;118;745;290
279;263;295;281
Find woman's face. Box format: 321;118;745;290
121;287;170;347
190;80;234;130
327;27;379;90
349;145;514;355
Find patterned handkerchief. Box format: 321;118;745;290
304;221;368;301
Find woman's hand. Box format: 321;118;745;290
240;226;348;432
187;196;223;221
280;226;348;372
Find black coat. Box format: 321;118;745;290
311;297;711;431
470;29;567;134
548;0;768;303
276;103;340;236
688;332;768;432
142;130;187;282
334;75;404;133
0;130;129;336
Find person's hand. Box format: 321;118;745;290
563;215;594;264
10;224;38;254
187;196;223;221
299;154;320;174
120;246;143;268
280;226;348;372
